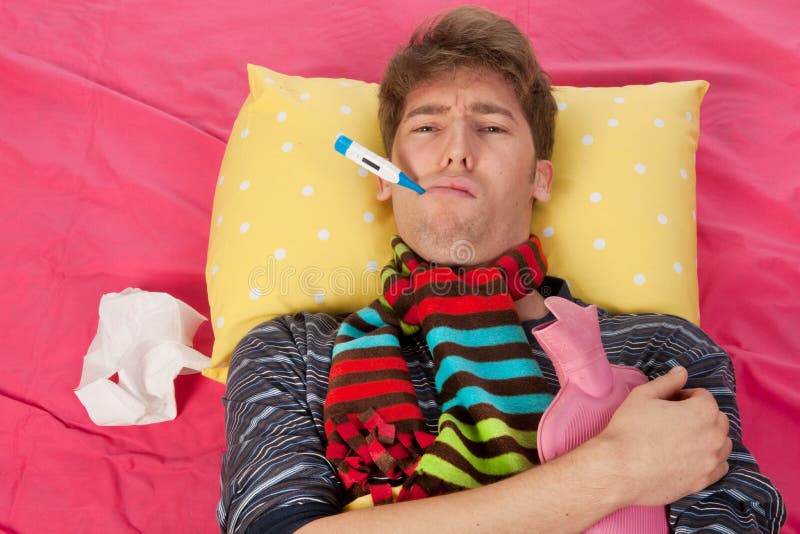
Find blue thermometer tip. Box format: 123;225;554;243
399;172;425;195
334;134;352;155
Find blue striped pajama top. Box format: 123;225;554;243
217;277;785;533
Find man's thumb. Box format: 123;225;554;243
643;366;688;399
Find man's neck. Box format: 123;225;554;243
514;290;550;322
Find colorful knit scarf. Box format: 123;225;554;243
324;236;553;505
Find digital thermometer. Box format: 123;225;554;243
334;134;425;195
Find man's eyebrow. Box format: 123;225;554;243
404;104;450;120
402;102;517;123
470;102;517;123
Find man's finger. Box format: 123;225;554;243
641;366;688;399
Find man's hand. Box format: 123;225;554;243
598;366;732;507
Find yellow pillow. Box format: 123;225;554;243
204;64;707;383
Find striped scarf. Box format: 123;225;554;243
324;236;553;505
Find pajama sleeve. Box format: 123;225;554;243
217;313;345;534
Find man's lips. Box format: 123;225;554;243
423;177;478;198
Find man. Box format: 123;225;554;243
218;7;784;533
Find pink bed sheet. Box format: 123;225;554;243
1;1;798;532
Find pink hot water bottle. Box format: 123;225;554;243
532;297;669;533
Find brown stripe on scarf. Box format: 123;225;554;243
419;309;522;331
445;404;546;431
437;419;536;458
432;341;536;363
329;368;418;389
439;373;547;400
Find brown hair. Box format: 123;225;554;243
378;6;557;160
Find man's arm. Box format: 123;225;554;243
218;313;345;534
299;366;730;533
603;312;786;533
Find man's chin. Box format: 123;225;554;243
400;231;486;266
395;209;496;263
398;222;532;268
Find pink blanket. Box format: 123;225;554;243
2;1;797;532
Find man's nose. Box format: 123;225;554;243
440;124;474;171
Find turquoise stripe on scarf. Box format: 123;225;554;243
331;333;400;356
338;322;367;339
338;308;390;339
425;325;528;348
357;306;388;330
435;356;544;390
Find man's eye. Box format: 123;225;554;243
482;126;505;133
413;126;436;133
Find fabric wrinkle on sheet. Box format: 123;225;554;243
75;288;211;426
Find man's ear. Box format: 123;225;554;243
376;176;392;201
532;159;554;203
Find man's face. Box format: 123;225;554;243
378;68;553;266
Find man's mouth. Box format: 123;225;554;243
424;177;478;198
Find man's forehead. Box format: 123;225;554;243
400;68;522;121
403;101;517;123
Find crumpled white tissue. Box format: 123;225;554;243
75;288;211;426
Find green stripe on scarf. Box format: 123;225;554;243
438;414;539;448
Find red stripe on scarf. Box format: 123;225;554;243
412;268;459;286
329;356;412;380
325;440;348;459
496;242;547;299
416;294;512;317
401;305;420;326
462;268;504;285
326;379;418;404
404;254;420;273
495;255;522;297
375;402;426;424
412;267;506;293
384;276;412;306
518;240;546;284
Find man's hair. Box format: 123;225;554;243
378;6;557;160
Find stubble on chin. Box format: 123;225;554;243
399;208;486;266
